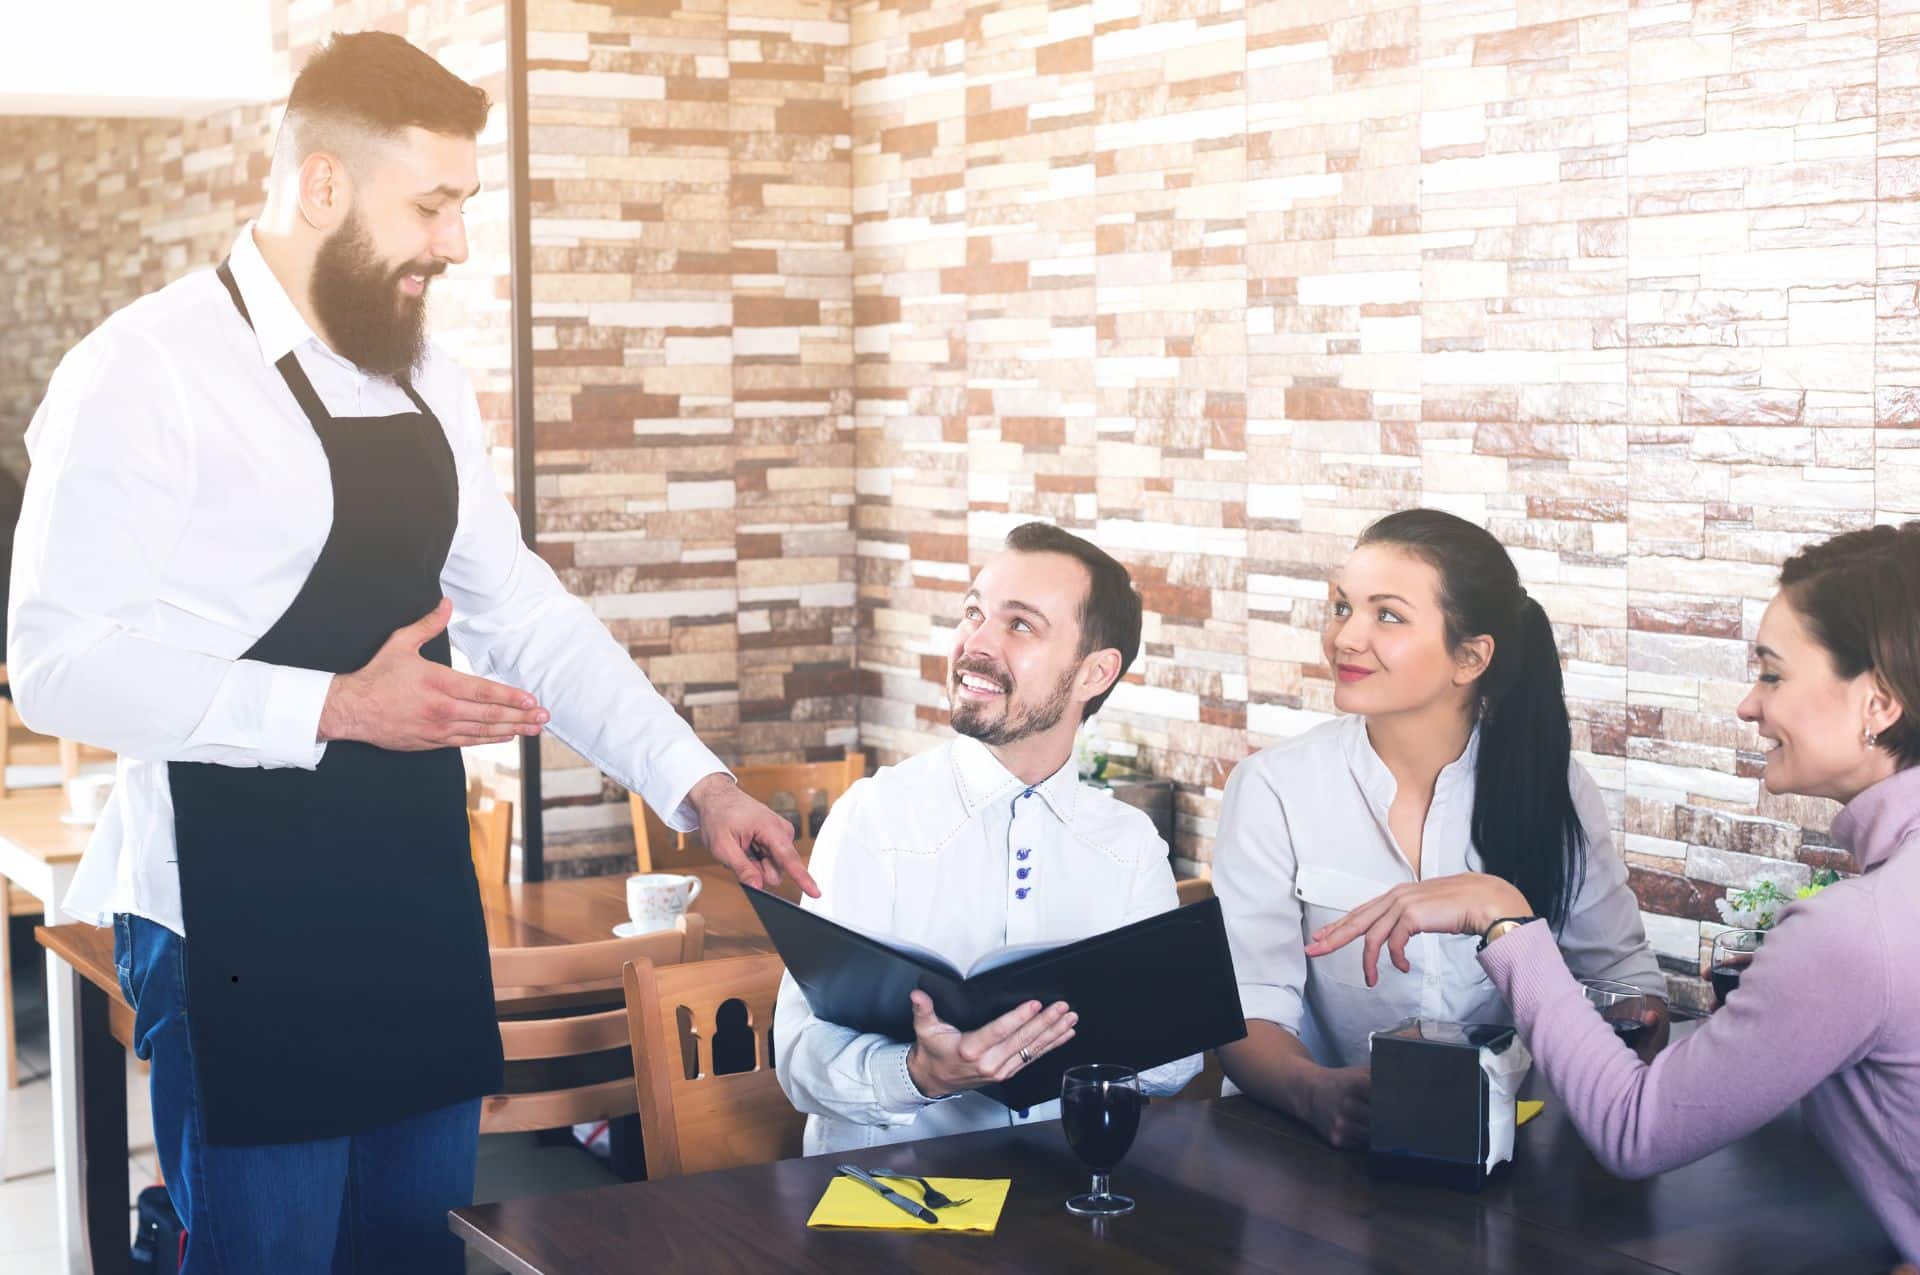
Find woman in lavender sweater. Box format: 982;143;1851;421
1308;522;1920;1262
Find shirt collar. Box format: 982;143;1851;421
950;734;1080;823
226;222;322;368
1829;766;1920;873
1343;713;1480;806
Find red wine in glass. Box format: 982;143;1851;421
1062;1064;1141;1217
1710;930;1764;1010
1710;959;1749;1009
1609;1018;1649;1051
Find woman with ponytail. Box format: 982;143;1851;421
1214;508;1668;1150
1308;521;1920;1261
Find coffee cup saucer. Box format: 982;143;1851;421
59;812;100;826
612;919;676;938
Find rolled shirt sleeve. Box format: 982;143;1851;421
1556;764;1668;999
1211;760;1308;1037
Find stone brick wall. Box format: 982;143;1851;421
849;0;1917;1005
523;0;857;873
0;1;512;479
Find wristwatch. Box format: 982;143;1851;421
1478;915;1539;952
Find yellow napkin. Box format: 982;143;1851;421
806;1176;1012;1234
1517;1099;1545;1126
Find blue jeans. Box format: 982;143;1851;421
114;914;479;1274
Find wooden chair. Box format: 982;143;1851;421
623;952;803;1180
1176;874;1214;908
631;753;865;874
480;914;705;1135
468;798;514;886
58;738;114;782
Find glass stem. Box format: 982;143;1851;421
1092;1172;1109;1200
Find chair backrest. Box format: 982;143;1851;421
480;915;704;1135
632;753;865;873
468;799;514;886
623;952;803;1179
1175;874;1214;908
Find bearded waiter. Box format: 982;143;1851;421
8;33;817;1273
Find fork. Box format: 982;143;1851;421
869;1170;971;1209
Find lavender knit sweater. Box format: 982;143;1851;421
1479;766;1920;1261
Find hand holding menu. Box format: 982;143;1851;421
748;888;1247;1110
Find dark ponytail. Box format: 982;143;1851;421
1357;509;1586;927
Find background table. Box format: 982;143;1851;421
35;865;783;1274
451;1080;1897;1274
0;787;93;1271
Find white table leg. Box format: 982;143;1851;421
0;892;13;1171
49;948;87;1274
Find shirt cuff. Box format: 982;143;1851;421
256;662;333;770
871;1042;954;1117
1235;984;1305;1037
659;746;733;833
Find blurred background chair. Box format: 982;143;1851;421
482;914;705;1137
630;753;865;874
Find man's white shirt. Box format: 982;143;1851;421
10;224;726;936
773;735;1203;1154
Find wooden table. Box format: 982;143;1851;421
0;787;93;1269
451;1074;1898;1274
32;864;780;1274
478;863;789;958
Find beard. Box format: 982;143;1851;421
309;209;440;380
950;657;1080;747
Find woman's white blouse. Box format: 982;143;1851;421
1212;714;1666;1068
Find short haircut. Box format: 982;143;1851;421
1003;522;1142;720
279;32;490;170
1779;521;1920;768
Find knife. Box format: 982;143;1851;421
835;1163;939;1224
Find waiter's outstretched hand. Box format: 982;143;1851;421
319;599;550;750
688;772;820;897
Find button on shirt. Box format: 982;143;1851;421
773;736;1203;1155
1213;714;1665;1069
11;225;726;936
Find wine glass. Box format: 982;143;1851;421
1580;978;1651;1051
1061;1063;1141;1216
1710;929;1764;1009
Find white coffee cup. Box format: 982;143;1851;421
64;772;114;824
625;873;703;934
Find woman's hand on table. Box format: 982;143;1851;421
1304;873;1533;987
1304;1064;1371;1150
688;773;820;898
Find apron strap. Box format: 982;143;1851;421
214;255;371;430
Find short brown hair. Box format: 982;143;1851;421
1003;522;1141;720
1779;521;1920;768
287;32;490;143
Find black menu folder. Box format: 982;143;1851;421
746;887;1247;1110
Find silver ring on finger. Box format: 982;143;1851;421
1019;1046;1032;1064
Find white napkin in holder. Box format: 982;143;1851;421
1366;1017;1531;1192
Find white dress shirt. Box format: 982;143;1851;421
10;224;726;936
773;736;1203;1155
1213;713;1665;1069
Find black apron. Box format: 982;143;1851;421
167;260;503;1147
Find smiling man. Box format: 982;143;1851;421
773;521;1200;1153
9;33;811;1273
